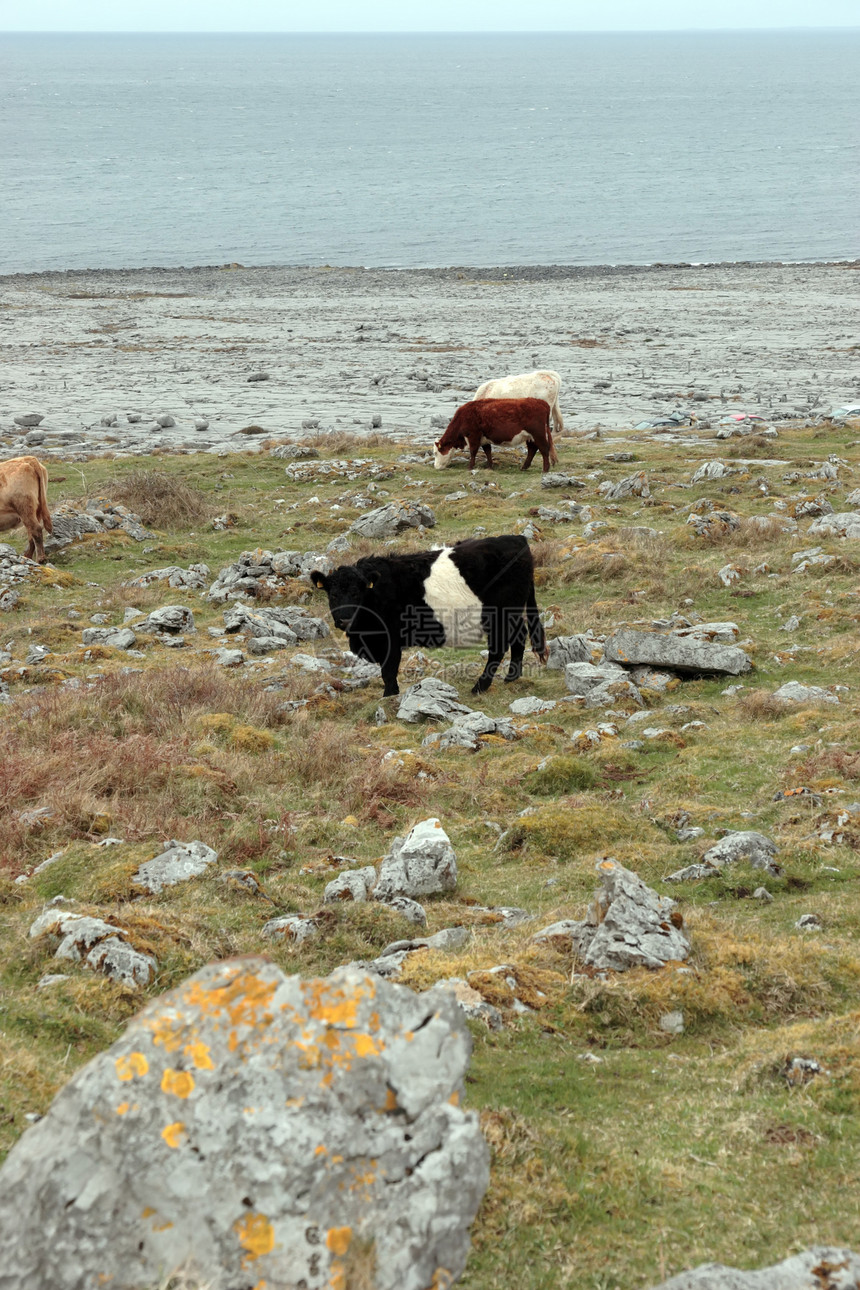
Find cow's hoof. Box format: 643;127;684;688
503;673;522;684
382;689;399;698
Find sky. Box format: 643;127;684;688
2;0;859;31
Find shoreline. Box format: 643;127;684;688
1;260;858;459
3;258;859;286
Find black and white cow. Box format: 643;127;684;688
311;534;548;697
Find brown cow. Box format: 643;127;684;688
0;456;53;562
433;397;559;473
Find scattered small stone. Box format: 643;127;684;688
646;1247;860;1290
773;681;839;705
323;867;378;904
349;500;435;539
753;887;774;902
795;913;823;931
28;909;155;987
397;677;473;723
659;1011;685;1035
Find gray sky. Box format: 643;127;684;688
2;1;859;31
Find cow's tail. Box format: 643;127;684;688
37;461;53;533
548;432;559;466
526;581;549;664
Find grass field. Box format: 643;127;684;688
1;421;859;1288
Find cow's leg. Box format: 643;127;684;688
482;443;493;468
521;441;538;471
471;605;506;694
540;445;551;473
16;500;45;563
468;442;479;470
504;609;528;683
380;643;402;697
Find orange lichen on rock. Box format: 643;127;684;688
115;1101;130;1116
161;1069;195;1099
184;1039;215;1070
301;976;376;1029
235;1212;275;1264
161;1121;186;1149
115;1052;149;1081
326;1226;352;1256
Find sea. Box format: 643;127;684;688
1;29;858;274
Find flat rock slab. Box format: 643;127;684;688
397;678;474;723
374;818;458;900
573;858;691;971
702;830;780;875
133;840;218;894
647;1246;860;1289
774;681;840;705
0;958;489;1290
605;628;752;676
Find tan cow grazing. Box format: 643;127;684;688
0;456;53;563
473;368;564;434
433;398;559;472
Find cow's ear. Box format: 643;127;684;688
310;570;328;591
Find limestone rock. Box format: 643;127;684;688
509;696;557;715
808;512;860;539
223;601;328;642
647;1247;860;1289
324;867;378;904
397;677;473;723
422;710;518;750
80;627;137;650
701;830;779;875
374;818;458;900
124;564;210;590
773;681;839;706
28;909;156;987
564;660;643;708
546;634;592;669
604;628;752;676
379;896;427;926
136;605;195;635
349;500;435;539
133;840;218;894
541;472;585;489
0;959;489;1290
435;978;504;1030
600;469;650;499
261;914;319;944
572;858;691;971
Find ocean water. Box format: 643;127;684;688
1;30;858;274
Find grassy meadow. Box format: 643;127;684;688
1;421;860;1289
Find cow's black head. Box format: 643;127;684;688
311;562;382;634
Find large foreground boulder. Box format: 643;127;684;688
648;1246;860;1289
0;958;489;1290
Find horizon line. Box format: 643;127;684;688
3;25;860;35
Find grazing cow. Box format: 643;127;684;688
474;368;564;434
312;535;548;696
433;397;559;473
0;456;53;563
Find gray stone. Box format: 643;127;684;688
795;913;823;931
604;628;752;676
647;1247;860;1290
81;627;137;650
564;660;643;708
374;818;458;900
509;696;557;715
659;1010;685;1034
28;910;155;987
531;919;584;951
422;710;518;750
541;472;585;489
136;605;195;635
155;412;175;427
247;635;290;655
13;413;44;428
546;634;592;669
601;469;650;499
571;858;691;971
773;681;840;706
807;512;860;539
379;896;427;926
0;958;489;1290
261;914;318;944
379;927;470;960
397;677;473;723
349;501;435;539
324;867;378;904
690;460;728;482
124;564;210;591
701;831;779;875
133;840;218;894
212;647;244;667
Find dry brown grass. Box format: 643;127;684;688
103;469;213;529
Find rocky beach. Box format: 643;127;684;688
2;260;858;458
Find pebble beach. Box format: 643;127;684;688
2;260;858;459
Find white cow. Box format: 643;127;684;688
473;368;564;435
